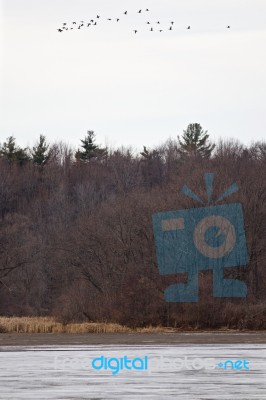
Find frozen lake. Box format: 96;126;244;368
0;344;265;399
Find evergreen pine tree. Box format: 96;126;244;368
32;135;50;166
75;131;107;162
0;136;30;165
0;136;17;162
140;146;160;160
140;145;163;186
178;123;215;158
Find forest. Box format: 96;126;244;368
0;124;265;329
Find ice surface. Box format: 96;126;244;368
0;343;265;399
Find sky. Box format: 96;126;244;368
1;0;266;151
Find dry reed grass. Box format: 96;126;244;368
0;317;176;334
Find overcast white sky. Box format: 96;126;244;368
1;0;266;151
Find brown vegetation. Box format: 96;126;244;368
0;317;175;334
0;135;265;330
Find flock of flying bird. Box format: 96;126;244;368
57;9;231;34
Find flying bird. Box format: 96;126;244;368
138;10;142;13
187;26;191;29
96;15;100;18
171;21;174;25
90;20;94;22
169;26;172;30
159;30;163;32
94;22;97;25
150;27;153;31
157;21;160;24
107;18;112;20
133;30;138;34
116;18;120;22
58;29;63;32
124;11;127;15
72;22;76;24
87;23;91;26
146;22;150;24
146;9;149;11
63;23;67;26
227;25;230;28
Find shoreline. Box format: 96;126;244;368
1;331;266;346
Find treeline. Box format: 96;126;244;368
0;125;265;329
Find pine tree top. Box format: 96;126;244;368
178;123;215;158
75;131;107;162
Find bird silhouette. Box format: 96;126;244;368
78;26;81;29
116;18;120;22
138;10;142;13
81;24;84;27
124;11;127;15
133;30;137;34
159;30;163;32
146;9;149;11
146;22;150;24
58;29;63;32
187;26;191;29
171;21;174;25
94;22;97;25
107;18;112;21
227;25;230;28
169;26;172;30
90;20;94;22
72;22;76;24
150;28;153;31
87;23;91;26
97;15;100;18
157;21;160;24
63;23;67;26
